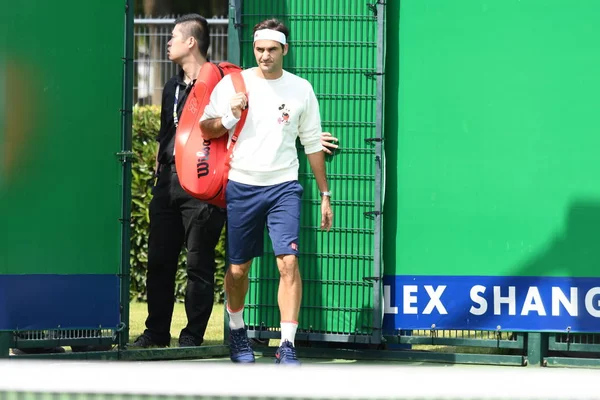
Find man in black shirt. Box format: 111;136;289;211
131;14;226;348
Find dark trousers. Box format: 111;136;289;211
144;165;226;345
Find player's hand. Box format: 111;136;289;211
321;132;339;155
230;92;248;118
320;196;333;231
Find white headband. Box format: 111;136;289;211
253;29;287;45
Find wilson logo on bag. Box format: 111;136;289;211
174;62;247;208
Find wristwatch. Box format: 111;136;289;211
320;191;332;198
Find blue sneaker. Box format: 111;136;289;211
275;340;301;365
229;328;255;363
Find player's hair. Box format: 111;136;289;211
253;18;290;49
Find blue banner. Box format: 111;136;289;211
383;275;600;332
0;274;120;330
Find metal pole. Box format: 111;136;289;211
228;0;243;66
118;0;135;349
223;0;244;344
134;18;227;25
371;1;386;345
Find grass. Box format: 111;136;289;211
128;301;225;347
128;302;515;355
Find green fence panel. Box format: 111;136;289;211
236;1;382;341
383;0;600;334
0;0;127;334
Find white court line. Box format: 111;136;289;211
0;360;598;399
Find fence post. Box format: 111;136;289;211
0;332;10;358
228;0;242;65
119;0;135;350
526;332;548;367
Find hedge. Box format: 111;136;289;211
130;105;227;304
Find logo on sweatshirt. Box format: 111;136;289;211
277;104;291;125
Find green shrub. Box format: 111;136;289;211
130;105;226;304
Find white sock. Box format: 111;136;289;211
227;306;245;330
280;321;298;346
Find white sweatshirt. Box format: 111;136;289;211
201;68;323;186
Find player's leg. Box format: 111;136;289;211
266;180;303;365
225;180;267;362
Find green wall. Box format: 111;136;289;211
384;0;600;278
1;1;124;275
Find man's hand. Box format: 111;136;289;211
320;132;339;155
230;92;248;118
321;197;333;231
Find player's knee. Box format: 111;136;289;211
277;255;299;280
228;263;250;280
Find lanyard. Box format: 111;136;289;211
173;85;180;128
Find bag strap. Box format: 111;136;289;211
223;72;248;182
229;71;247;147
215;63;225;79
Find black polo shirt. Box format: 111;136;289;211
155;69;194;166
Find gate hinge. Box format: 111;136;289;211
364;71;385;78
363;276;381;282
363;210;383;219
365;137;384;144
116;151;135;164
367;1;386;16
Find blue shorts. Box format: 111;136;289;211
225;180;303;264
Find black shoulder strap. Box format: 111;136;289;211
215;63;225;79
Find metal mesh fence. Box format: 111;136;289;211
134;17;228;106
237;1;382;342
14;329;114;341
11;329;117;352
555;333;600;345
